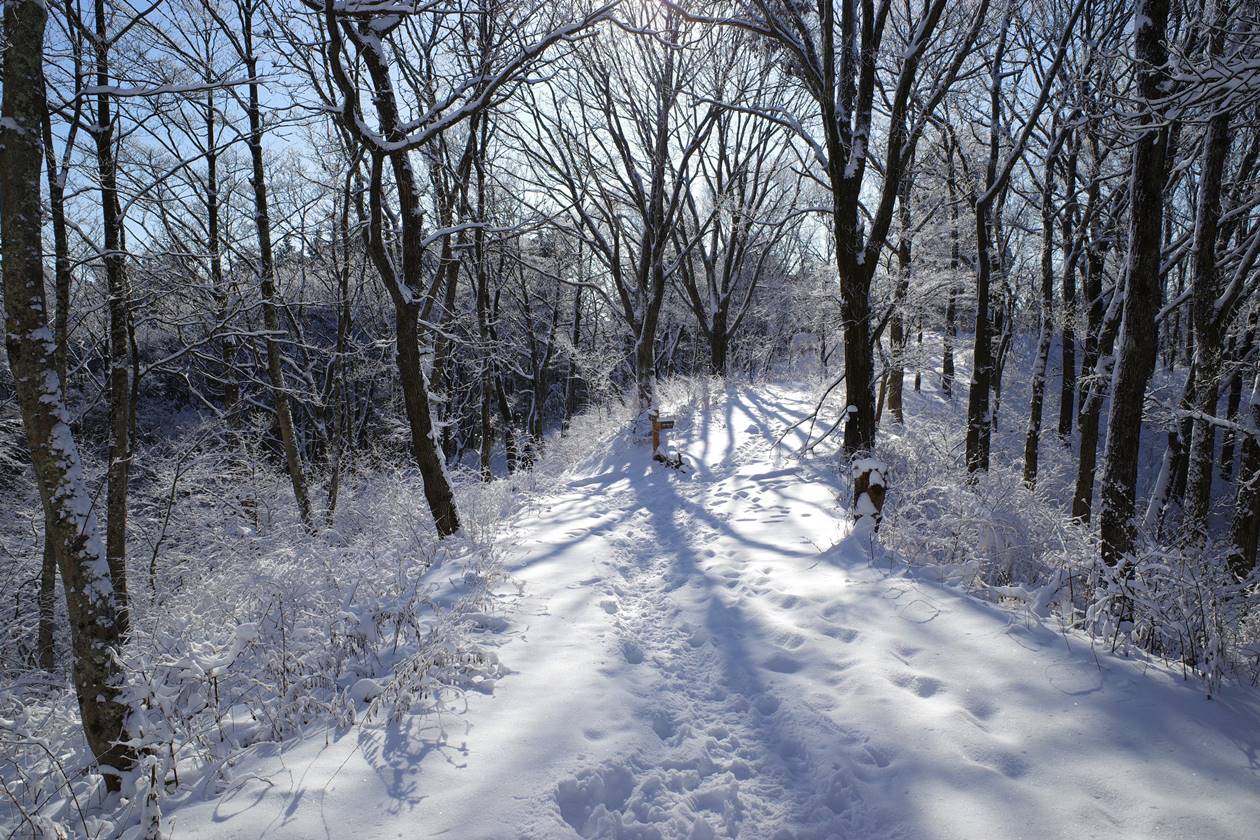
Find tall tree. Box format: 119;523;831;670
964;0;1083;473
676;0;989;455
87;0;135;631
2;0;135;785
1098;0;1173;566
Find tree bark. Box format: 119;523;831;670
1098;0;1172;566
1228;373;1260;579
965;197;996;472
243;8;313;527
942;152;960;398
36;86;75;670
1056;138;1080;441
91;0;132;633
1182;1;1233;529
2;0;135;782
1024;140;1059;486
396;309;461;535
887;157;914;424
1220;316;1256;481
1071;221;1117;521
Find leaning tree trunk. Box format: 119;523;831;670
1071;238;1116;520
2;0;135;784
1145;363;1196;534
1068;298;1118;518
1099;0;1172;566
396;309;461;535
324;12;462;535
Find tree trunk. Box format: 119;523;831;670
1024;148;1058;487
1070;140;1115;520
2;0;135;782
205;88;239;426
1220;316;1256;481
942;286;957;397
1099;0;1172;566
942;150;961;398
244;16;313;527
396;309;461;535
1145;363;1196;533
965;198;995;472
92;0;132;633
710;310;729;377
1056;143;1080;441
36;91;74;670
1228;373;1260;579
1182;5;1232;529
564;287;584;425
888;164;913;424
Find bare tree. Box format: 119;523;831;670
674;0;990;456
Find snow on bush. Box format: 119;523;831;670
871;386;1256;697
0;423;512;838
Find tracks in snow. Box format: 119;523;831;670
552;409;877;840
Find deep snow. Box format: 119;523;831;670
167;383;1260;840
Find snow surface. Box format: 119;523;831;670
167;385;1260;840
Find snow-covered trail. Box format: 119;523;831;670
170;384;1260;840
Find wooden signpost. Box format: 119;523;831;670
649;410;683;469
651;411;674;453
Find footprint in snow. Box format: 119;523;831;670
775;593;801;609
961;693;998;721
775;631;807;650
1045;662;1104;696
820;624;860;643
890;643;921;662
861;743;896;769
888;671;945;698
763;651;804;674
650;711;677;741
961;741;1031;779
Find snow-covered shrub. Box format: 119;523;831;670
0;415;513;838
1087;539;1250;696
877;416;1095;602
868;365;1255;695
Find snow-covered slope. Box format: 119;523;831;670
167;384;1260;840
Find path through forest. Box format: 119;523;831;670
170;385;1260;840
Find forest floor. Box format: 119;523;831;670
167;383;1260;840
